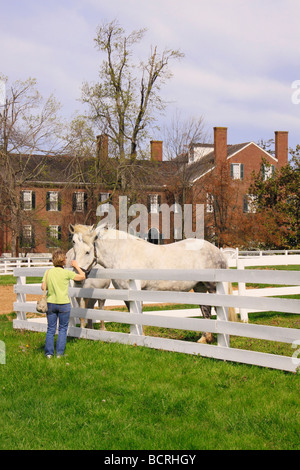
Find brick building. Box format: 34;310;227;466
185;127;288;244
0;127;289;254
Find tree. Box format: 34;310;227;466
0;76;63;255
249;152;300;249
81;20;183;190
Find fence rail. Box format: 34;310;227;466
12;266;300;373
0;257;52;275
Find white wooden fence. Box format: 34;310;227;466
12;266;300;373
0;257;52;275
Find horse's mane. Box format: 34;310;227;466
72;224;94;234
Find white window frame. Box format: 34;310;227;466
22;191;33;211
231;163;243;180
206;193;214;213
99;193;110;213
49;225;59;239
48;191;59;211
23;225;32;241
149;194;159;213
75;192;85;212
262;165;274;181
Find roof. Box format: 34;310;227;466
4;153;177;190
175;141;277;183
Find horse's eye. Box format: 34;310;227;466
86;251;90;256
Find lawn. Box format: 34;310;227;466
0;267;299;450
0;310;299;450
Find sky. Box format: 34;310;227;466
1;0;300;154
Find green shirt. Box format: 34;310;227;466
43;267;77;304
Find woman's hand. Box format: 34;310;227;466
71;260;85;281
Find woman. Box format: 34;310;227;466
42;248;85;358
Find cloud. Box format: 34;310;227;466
1;0;300;148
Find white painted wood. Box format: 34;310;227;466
129;279;143;336
216;282;230;348
12;266;300;372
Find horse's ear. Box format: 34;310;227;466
69;224;75;234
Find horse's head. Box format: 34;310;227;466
70;225;98;273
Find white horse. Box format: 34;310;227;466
69;224;237;343
66;247;110;330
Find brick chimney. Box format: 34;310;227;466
96;134;108;160
275;131;288;167
214;127;228;166
150;140;163;162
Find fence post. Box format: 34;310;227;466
237;258;248;322
216;281;230;348
129;279;143;336
16;274;26;321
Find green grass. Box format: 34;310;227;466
0;275;42;285
0;312;299;450
0;266;299;450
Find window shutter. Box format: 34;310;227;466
20;191;24;210
46;192;50;211
230;164;234;178
58;226;62;240
272;165;275;176
240;164;244;180
84;192;88;211
32;192;36;210
243;196;248;213
147;195;151;212
58;193;61;211
261;165;265;180
72;193;76;211
158;195;161;207
32;228;35;249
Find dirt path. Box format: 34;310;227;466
0;285;41;315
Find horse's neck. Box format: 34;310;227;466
95;237;119;269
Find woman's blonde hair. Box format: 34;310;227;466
52;248;66;267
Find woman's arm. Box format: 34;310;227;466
71;260;86;281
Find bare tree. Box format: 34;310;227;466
80;20;183;191
163;110;208;161
0;76;63;255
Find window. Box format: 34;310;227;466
46;192;61;211
98;193;111;214
147;194;161;213
230;163;244;180
206;193;214;213
20;225;35;248
243;195;257;213
261;164;275;180
46;225;61;247
72;192;87;212
21;191;35;211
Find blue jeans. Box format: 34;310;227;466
45;303;71;356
